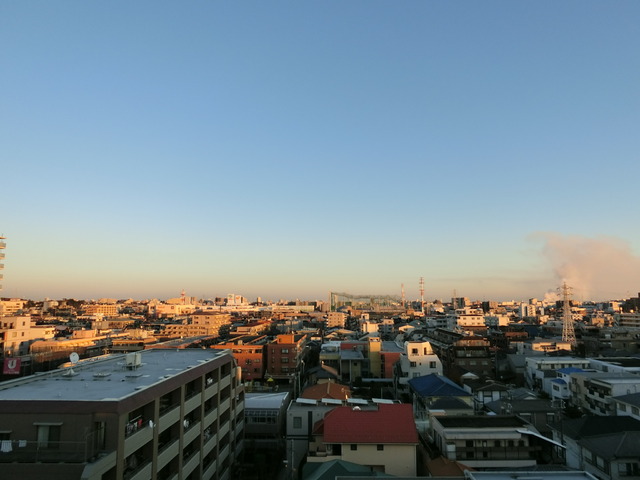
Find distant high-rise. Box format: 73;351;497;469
0;235;5;292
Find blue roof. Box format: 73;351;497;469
557;367;584;374
551;378;567;385
408;373;471;397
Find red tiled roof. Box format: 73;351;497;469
301;382;351;400
322;404;418;444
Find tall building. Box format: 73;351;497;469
0;349;244;480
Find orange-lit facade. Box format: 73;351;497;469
211;335;267;382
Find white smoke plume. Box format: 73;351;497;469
531;232;640;301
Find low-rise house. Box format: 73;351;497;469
307;403;419;477
462;378;510;412
484;398;558;438
613;392;640;420
550;416;640;480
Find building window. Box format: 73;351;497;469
410;362;417;368
377;444;384;451
350;444;357;451
466;440;473;447
632;407;639;415
494;440;501;447
411;348;418;354
293;417;302;429
36;424;61;449
282;349;289;354
430;361;436;368
618;462;640;476
619;403;627;412
282;357;289;363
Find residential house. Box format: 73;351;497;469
550;416;640;480
307;404;419;477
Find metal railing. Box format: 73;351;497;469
0;439;99;463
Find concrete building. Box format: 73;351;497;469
211;336;267;382
0;298;25;317
431;415;556;469
395;340;443;395
0;315;56;357
266;333;307;382
550;417;640;480
0;349;244;480
163;313;232;338
326;312;347;329
613;392;640;420
524;357;591;392
83;304;120;317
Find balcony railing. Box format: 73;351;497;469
0;440;98;463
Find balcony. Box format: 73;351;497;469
124;424;153;456
0;440;92;463
157;439;180;470
159;405;181;432
125;461;152;480
185;392;202;412
184;420;201;444
182;450;200;477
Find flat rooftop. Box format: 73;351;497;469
0;349;229;402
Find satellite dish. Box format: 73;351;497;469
70;352;79;364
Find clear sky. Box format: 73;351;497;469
2;1;640;303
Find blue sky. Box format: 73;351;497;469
2;1;639;302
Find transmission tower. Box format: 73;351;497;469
560;282;577;346
401;283;406;308
419;277;425;313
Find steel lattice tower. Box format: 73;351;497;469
419;277;425;313
0;236;5;292
560;282;577;346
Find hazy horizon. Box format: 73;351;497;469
3;2;639;303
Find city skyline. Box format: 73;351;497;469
2;2;640;302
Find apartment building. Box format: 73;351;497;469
266;333;307;382
431;415;553;469
0;298;25;316
579;373;640;415
395;340;443;395
0;349;244;480
326;312;346;329
83;304;120;316
163;313;232;338
524;357;591;392
427;329;494;381
211;335;267;382
0;315;56;357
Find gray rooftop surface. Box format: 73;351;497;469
0;349;229;402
